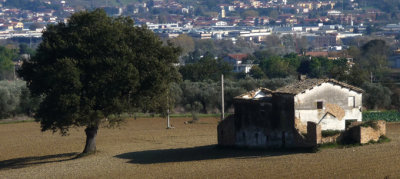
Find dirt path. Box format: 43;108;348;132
1;118;400;178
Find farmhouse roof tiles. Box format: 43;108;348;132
235;87;273;100
236;79;363;100
274;78;364;94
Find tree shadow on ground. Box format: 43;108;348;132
0;152;79;170
115;145;313;164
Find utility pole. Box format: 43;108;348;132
166;89;173;129
370;72;373;83
13;61;17;88
167;107;171;129
13;64;15;80
221;74;224;120
13;63;16;82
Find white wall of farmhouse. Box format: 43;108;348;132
294;82;362;131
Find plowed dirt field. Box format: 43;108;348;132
1;117;400;178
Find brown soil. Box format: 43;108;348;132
1;117;400;178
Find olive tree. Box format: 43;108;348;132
0;81;21;118
18;9;180;154
0;46;17;80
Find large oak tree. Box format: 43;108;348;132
18;9;180;154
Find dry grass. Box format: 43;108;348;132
1;117;400;178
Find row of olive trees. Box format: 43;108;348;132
171;78;397;115
2;77;394;119
0;77;295;120
169;77;296;119
171;77;397;114
0;46;18;80
170;34;307;62
0;80;41;119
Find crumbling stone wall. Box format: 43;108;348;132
295;117;307;134
217;115;236;146
306;122;342;145
218;94;308;148
316;120;386;145
359;121;386;144
346;120;386;144
307;122;321;145
376;120;386;136
235;128;295;147
360;127;380;144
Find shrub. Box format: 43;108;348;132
363;111;400;122
360;120;378;130
362;82;392;110
378;135;390;143
0;81;22;118
0;80;41;119
321;130;342;137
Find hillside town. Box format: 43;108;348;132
2;0;400;52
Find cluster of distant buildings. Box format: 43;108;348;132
129;0;392;56
132;0;381;27
2;0;400;66
144;22;363;51
0;1;74;39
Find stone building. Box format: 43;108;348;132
218;78;367;148
280;78;363;132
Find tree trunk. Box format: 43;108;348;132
83;126;98;154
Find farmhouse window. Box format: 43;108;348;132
348;96;355;107
317;101;323;109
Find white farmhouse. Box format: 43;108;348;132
275;78;363;131
217;78;376;148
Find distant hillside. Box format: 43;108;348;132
5;0;399;15
67;0;141;8
57;0;400;12
3;0;142;9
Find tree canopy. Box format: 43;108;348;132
18;9;180;153
354;39;390;82
169;34;195;56
179;54;233;81
0;46;17;80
